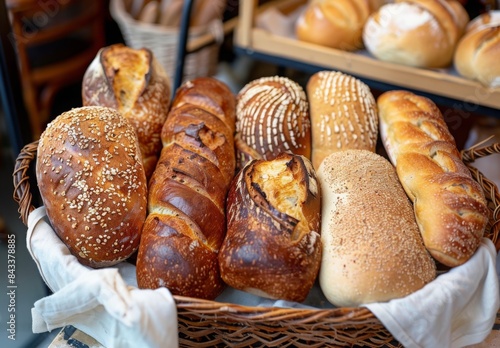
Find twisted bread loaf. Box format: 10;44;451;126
82;44;171;179
378;90;489;267
136;77;236;300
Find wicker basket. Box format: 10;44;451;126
12;141;500;347
109;0;222;84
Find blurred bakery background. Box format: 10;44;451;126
1;0;499;347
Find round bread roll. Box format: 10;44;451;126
82;43;171;179
235;76;311;170
295;0;371;51
219;153;321;303
454;11;500;87
465;10;500;33
36;106;148;268
363;0;462;68
307;71;378;170
317;150;436;307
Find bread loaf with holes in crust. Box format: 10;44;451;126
219;153;321;302
378;90;489;267
36;106;148;268
235;76;311;171
307;71;378;170
136;77;236;300
82;43;171;179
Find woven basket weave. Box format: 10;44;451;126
12;141;500;347
109;0;221;84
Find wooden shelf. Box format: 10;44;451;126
234;0;500;112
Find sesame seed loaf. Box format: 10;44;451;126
378;90;489;267
235;76;312;171
136;77;236;300
307;71;378;170
82;43;171;180
36;106;148;268
219;153;322;303
317;149;436;307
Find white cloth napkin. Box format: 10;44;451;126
365;238;499;348
26;207;178;348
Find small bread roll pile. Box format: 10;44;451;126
454;11;500;87
363;0;468;68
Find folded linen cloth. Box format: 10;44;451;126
26;206;178;348
365;238;499;348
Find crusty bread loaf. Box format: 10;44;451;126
317;149;436;307
36;106;148;268
295;0;371;51
219;153;321;302
235;76;311;170
307;71;378;170
82;43;171;179
363;0;464;68
446;0;470;34
136;77;236;300
454;11;500;87
378;90;489;267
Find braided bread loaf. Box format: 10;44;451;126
378;90;489;267
136;77;236;299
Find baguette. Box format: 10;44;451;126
136;77;236;300
378;90;489;267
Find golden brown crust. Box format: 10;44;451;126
378;90;489;267
317;150;436;307
235;76;311;171
82;43;171;179
295;0;371;51
363;0;462;68
454;17;500;87
307;71;378;170
36;106;148;268
136;77;236;300
219;153;321;302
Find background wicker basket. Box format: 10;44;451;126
109;0;222;84
12;141;500;347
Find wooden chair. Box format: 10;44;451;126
6;0;106;139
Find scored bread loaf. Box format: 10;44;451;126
363;0;465;68
454;11;500;87
295;0;372;51
378;90;489;267
235;76;311;170
136;77;236;300
307;71;378;170
82;43;171;179
219;153;322;303
317;149;436;307
36;106;148;268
